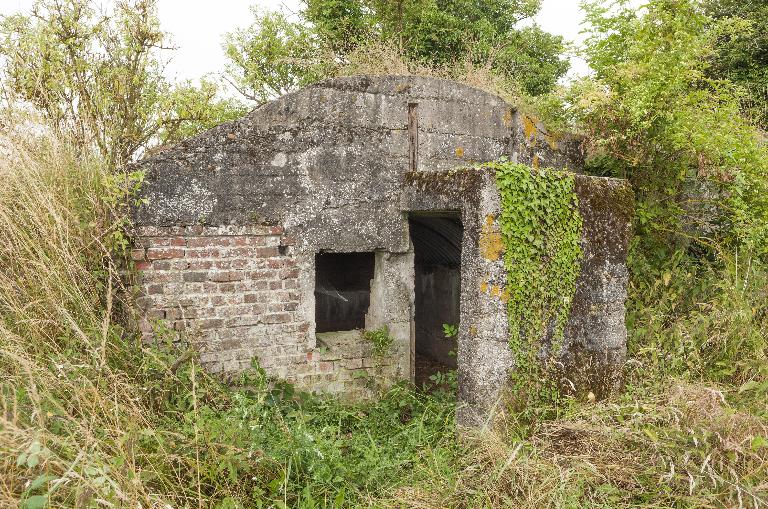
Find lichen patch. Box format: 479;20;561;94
479;214;504;261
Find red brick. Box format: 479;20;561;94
218;283;237;293
147;284;164;295
134;261;151;271
231;259;248;269
319;361;333;372
188;260;213;270
138;319;153;333
131;248;146;261
197;318;224;330
270;225;284;234
185;248;220;258
263;312;291;324
209;271;244;283
146;247;185;260
210;295;227;306
183;271;208;283
255;247;279;258
146;309;165;320
170;237;187;246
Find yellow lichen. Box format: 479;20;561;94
502;109;513;127
455;147;464;158
533;154;540;170
479;215;504;261
544;131;562;150
480;280;488;293
522;115;538;143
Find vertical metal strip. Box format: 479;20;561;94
408;103;419;172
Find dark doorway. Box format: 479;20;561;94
315;252;375;333
409;214;462;388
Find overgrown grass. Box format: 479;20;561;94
0;121;462;508
379;247;768;508
2;121;767;508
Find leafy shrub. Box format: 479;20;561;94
363;326;394;357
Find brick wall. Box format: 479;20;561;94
132;225;404;399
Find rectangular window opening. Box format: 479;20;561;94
314;252;375;333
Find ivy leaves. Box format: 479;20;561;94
490;162;582;361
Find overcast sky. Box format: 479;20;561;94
0;0;593;90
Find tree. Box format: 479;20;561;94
0;0;244;168
223;9;332;103
703;0;768;131
223;0;569;102
566;0;768;257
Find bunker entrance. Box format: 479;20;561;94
409;214;462;388
315;252;375;333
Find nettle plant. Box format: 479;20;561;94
488;161;583;417
363;326;394;357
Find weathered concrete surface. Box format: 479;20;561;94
562;176;633;399
131;75;630;424
405;169;633;427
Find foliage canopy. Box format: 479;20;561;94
703;0;768;130
223;0;569;102
554;0;768;260
0;0;245;167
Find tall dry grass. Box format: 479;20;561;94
0;120;185;507
379;382;768;508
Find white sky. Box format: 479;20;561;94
1;0;594;90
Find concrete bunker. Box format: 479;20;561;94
131;75;633;426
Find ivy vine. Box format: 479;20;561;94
488;161;583;371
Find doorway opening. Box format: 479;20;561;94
409;213;462;389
